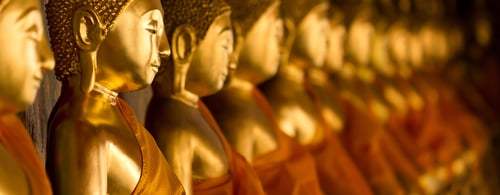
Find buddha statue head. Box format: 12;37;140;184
369;17;393;77
472;14;491;50
281;0;329;68
324;4;346;73
152;0;232;99
387;20;411;76
226;0;283;84
0;0;54;114
345;7;375;67
46;0;169;93
419;22;449;71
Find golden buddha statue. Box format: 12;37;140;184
257;0;374;194
202;0;324;194
302;3;377;195
330;3;410;194
145;1;266;195
394;17;484;191
0;0;54;194
370;16;448;194
259;0;328;154
45;0;184;194
425;21;490;183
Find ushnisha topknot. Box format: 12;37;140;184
46;0;134;81
280;0;327;25
225;0;278;36
162;0;231;43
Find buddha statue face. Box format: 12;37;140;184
370;22;393;76
324;18;346;72
187;12;234;96
291;3;330;67
0;0;54;113
236;2;283;84
96;0;169;91
347;17;374;66
388;24;409;66
408;30;423;69
474;16;491;49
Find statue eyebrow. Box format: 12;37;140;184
219;26;231;35
16;7;36;22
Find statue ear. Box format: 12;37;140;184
172;24;197;64
170;24;196;94
230;23;244;67
73;6;106;51
72;6;105;93
280;18;296;66
282;18;296;51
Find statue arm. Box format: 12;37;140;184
218;119;254;161
47;121;108;195
156;129;194;195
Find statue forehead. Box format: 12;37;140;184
1;0;40;13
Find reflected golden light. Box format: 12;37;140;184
107;143;141;189
279;105;318;144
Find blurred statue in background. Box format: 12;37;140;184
0;0;54;194
331;1;408;194
258;0;374;194
45;0;184;194
145;0;266;194
203;0;324;194
304;2;377;194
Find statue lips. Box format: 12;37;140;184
33;72;42;89
151;64;160;73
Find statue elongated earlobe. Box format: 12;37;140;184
72;6;106;93
280;18;296;66
230;23;244;69
171;24;197;94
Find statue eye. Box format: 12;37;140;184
26;24;39;41
147;28;158;35
146;20;160;35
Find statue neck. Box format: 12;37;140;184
356;65;376;84
339;62;357;81
171;90;199;108
61;76;119;106
92;83;119;106
278;63;305;84
306;67;329;87
228;76;254;92
0;101;16;116
397;63;413;79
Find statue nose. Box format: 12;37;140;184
39;33;55;72
159;32;171;58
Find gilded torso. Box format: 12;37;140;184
306;69;345;133
146;97;229;189
47;91;144;194
203;83;279;162
259;73;324;146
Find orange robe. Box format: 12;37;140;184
117;99;185;194
198;102;267;195
251;87;324;195
340;98;405;195
410;76;465;167
303;80;375;195
438;82;489;158
0;114;52;195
